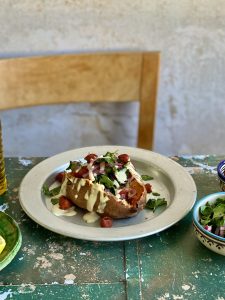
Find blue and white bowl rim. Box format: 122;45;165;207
217;160;225;182
193;192;225;243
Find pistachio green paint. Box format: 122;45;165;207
0;157;224;299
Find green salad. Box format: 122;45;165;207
199;197;225;238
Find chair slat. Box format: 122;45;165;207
0;53;143;109
0;51;160;150
138;52;160;149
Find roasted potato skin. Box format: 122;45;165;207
102;194;138;219
66;175;147;219
66;178;92;210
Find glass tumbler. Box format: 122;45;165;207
0;121;7;195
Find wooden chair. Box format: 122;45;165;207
0;51;160;149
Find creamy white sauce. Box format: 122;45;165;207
97;192;109;213
48;177;77;217
68;175;109;214
76;178;87;192
87;161;95;181
84;183;106;212
52;204;77;217
83;211;100;223
56;177;68;197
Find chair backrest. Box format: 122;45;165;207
0;51;160;149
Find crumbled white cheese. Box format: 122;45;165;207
115;168;127;184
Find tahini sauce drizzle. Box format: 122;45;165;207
52;204;77;216
84;183;109;213
68;175;109;222
50;177;77;216
68;177;87;192
83;211;100;223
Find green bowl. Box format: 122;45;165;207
0;211;22;271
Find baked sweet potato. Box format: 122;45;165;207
64;151;147;219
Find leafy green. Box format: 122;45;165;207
104;151;118;160
215;197;225;205
200;217;211;226
145;198;167;212
152;192;160;196
105;165;117;176
199;198;225;227
200;205;213;216
96;151;118;165
42;185;61;197
141;175;154;181
95;174;116;195
109;187;116;195
66;160;81;171
98;174;115;189
51;198;59;205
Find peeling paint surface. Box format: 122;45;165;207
0;157;225;299
64;274;76;285
0;203;8;212
18;158;32;166
0;290;13;300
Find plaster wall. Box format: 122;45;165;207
0;0;224;156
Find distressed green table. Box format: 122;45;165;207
0;156;225;300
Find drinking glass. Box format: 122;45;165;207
0;121;7;195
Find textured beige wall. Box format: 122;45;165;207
1;0;225;156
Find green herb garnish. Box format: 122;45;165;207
141;175;154;181
104;151;118;159
98;174;115;189
96;151;118;166
152;192;160;196
66;160;81;171
109;187;116;195
51;198;59;205
104;166;114;175
199;198;225;227
145;198;167;212
42;185;61;197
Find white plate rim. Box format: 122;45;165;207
19;146;197;241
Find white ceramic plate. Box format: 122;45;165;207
19;146;197;241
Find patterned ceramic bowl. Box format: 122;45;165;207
193;192;225;256
217;160;225;191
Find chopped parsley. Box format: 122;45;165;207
141;175;154;181
66;161;81;171
199;197;225;227
152;192;160;196
96;151;118;165
98;174;115;189
51;198;59;205
42;185;61;197
145;198;167;212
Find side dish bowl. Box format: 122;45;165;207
0;212;22;270
193;192;225;256
217;160;225;191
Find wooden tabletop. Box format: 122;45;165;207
0;156;224;300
